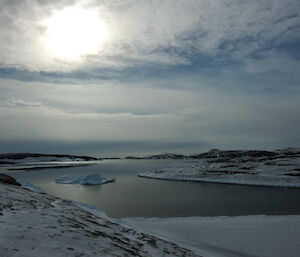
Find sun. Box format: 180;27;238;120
42;6;108;61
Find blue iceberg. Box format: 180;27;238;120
55;173;115;185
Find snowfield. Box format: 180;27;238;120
139;149;300;188
55;173;116;185
0;182;200;257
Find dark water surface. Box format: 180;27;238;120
5;160;300;218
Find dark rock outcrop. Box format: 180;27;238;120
0;173;21;186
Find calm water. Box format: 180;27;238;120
4;159;300;218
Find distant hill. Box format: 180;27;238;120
0;153;99;161
125;148;300;160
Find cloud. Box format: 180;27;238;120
0;78;299;151
244;51;300;74
0;99;44;107
0;1;299;154
0;0;299;72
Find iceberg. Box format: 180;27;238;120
55;173;115;185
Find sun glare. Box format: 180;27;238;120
42;6;108;61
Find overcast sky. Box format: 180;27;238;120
0;0;300;156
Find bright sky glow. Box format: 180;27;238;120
42;6;108;61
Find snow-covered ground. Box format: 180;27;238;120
139;153;300;188
0;182;200;257
123;215;300;257
55;173;115;185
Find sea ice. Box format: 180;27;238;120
55;173;115;185
123;215;300;257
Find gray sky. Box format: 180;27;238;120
0;0;300;156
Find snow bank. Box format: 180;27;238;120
139;171;300;188
123;215;300;257
55;173;115;185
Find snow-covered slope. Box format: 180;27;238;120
0;183;200;257
139;151;300;188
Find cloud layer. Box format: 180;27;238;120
0;0;299;71
1;78;299;155
0;0;299;155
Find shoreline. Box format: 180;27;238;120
138;173;300;189
0;181;201;257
